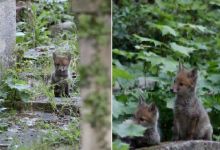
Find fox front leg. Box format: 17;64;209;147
64;83;70;97
187;114;199;140
54;84;62;97
172;118;180;141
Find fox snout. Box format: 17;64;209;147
170;85;178;93
58;67;66;72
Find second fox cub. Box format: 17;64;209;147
171;63;213;140
122;99;160;149
51;52;71;97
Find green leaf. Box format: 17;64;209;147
214;104;220;111
113;97;126;118
113;120;146;138
113;66;134;80
16;32;25;43
124;101;138;115
5;78;30;91
178;23;215;34
0;123;9;132
113;49;135;59
155;25;178;37
113;140;129;150
133;34;163;47
170;42;195;56
137;51;178;73
166;98;175;109
16;32;25;37
209;1;220;8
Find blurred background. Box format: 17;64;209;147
0;0;111;150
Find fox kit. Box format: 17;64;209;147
51;52;71;97
122;99;160;149
171;62;213;140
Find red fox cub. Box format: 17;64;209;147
51;52;71;97
122;99;160;149
171;62;213;140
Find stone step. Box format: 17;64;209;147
0;110;77;149
3;97;81;115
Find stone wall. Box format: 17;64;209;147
0;0;16;78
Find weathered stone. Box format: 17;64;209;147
138;140;220;150
135;77;157;90
3;97;81;115
0;0;16;78
50;21;75;36
113;77;156;93
24;45;56;60
0;110;74;149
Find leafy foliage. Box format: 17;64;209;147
0;0;80;149
113;0;220;149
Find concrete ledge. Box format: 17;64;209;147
137;140;220;150
3;97;81;115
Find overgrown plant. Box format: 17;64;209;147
113;0;220;149
0;0;80;149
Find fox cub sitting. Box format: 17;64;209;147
171;62;213;140
122;99;160;149
51;52;71;97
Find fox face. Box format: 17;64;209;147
53;52;71;77
171;63;198;96
134;100;158;127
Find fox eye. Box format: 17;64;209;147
179;82;184;86
139;117;145;122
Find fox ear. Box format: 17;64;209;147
139;98;144;106
138;95;146;106
189;68;198;81
179;62;184;71
53;52;57;60
149;103;157;113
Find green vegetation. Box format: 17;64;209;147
0;0;80;149
113;0;220;149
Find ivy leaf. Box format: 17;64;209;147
133;34;163;47
5;78;30;91
113;120;146;138
209;1;220;8
113;140;129;150
214;104;220;111
166;98;175;109
113;66;134;81
155;25;178;37
124;101;138;115
137;51;178;73
113;49;135;59
113;97;126;118
178;23;215;34
170;42;195;56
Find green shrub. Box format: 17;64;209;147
113;0;220;149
